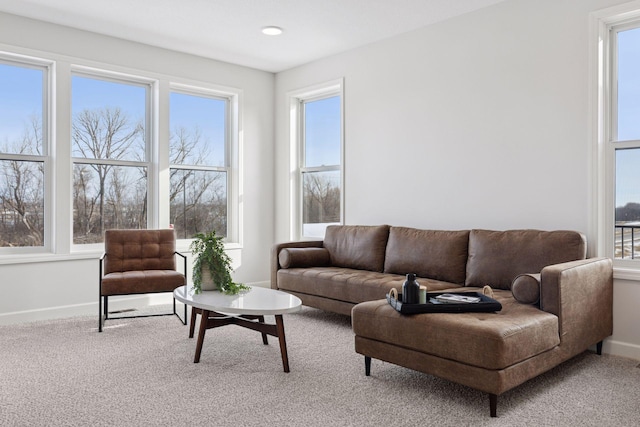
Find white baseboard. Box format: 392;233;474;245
0;294;160;326
0;280;271;326
250;280;271;288
603;339;640;361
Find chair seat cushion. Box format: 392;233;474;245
351;289;560;370
101;270;185;296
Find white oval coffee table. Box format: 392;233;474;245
173;285;302;372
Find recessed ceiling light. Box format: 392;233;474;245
262;26;283;36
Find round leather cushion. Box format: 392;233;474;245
278;247;330;269
511;273;541;305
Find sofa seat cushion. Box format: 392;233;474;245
277;267;460;305
101;270;185;296
351;290;560;370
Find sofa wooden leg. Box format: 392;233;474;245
597;341;603;355
489;394;497;417
365;356;371;376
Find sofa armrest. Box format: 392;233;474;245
271;241;324;289
540;257;613;356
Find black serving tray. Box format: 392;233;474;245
387;291;502;314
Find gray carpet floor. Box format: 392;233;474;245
1;306;639;427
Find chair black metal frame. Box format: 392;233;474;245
98;251;188;332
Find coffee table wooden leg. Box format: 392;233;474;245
189;307;198;338
275;314;290;373
194;309;210;363
258;315;268;345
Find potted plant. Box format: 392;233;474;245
190;230;250;295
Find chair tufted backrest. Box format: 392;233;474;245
104;229;176;274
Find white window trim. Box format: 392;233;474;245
591;1;640;281
0;52;54;256
168;82;243;248
287;78;344;240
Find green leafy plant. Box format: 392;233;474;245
190;230;250;295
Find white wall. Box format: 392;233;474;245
274;0;640;360
0;12;275;324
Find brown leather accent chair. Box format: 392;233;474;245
98;229;187;332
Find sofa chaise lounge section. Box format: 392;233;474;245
271;225;613;417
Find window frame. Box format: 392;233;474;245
288;79;344;240
168;83;240;245
70;66;155;251
592;2;640;280
0;46;244;264
0;52;54;255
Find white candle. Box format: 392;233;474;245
419;285;427;304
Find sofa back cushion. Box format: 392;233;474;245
323;225;390;272
465;229;587;289
384;227;469;284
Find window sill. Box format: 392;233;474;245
0;251;101;266
0;246;200;265
175;241;242;253
614;267;640;282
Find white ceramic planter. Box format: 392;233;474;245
200;264;217;291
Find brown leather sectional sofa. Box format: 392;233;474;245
271;225;613;417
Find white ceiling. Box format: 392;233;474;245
0;0;508;73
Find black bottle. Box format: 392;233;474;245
402;273;420;304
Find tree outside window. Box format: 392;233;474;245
169;90;228;239
0;61;47;249
0;56;241;256
300;93;342;238
71;74;148;244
